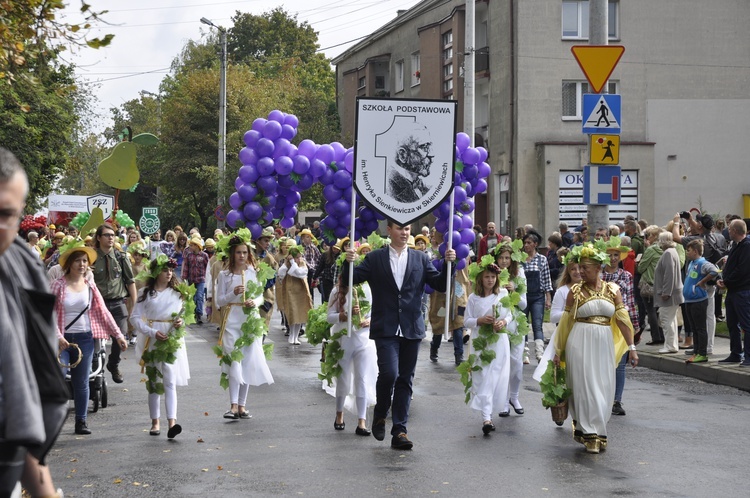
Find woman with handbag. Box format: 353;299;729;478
52;241;128;435
552;244;638;454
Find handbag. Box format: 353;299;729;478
638;278;654;299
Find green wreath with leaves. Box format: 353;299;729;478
212;261;275;390
142;282;196;395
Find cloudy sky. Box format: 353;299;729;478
61;0;421;131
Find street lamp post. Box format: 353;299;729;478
200;17;228;228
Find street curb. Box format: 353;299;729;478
638;352;750;393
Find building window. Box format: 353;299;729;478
442;31;453;48
561;80;618;120
375;76;385;89
442;30;453;97
411;52;420;87
357;76;366;90
443;79;453;93
395;60;404;93
443;64;453;78
562;0;619;40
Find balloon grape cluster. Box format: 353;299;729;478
229;113;488;252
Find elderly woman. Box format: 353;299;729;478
653;232;684;353
637;225;665;345
553;244;638;454
52;242;128;435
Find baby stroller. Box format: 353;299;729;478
60;339;109;413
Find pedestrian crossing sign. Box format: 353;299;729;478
582;94;621;134
589;134;620;165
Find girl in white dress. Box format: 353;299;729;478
464;263;513;435
277;247;312;345
216;236;274;420
131;256;189;439
325;279;377;435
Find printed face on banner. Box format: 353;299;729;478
86;194;115;219
354;98;457;226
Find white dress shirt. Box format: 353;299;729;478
389;244;409;336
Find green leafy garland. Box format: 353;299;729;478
457;242;530;404
212;261;275;390
141;282;196;395
540;360;571;408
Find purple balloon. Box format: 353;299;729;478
332;199;349;216
449;230;462;248
322;216;337;229
274;156;294;175
256;157;275;177
456;132;471;152
435;218;448;233
455;146;461;161
238;164;259;184
314;144;335;165
319;166;334;186
474;178;488;194
463;198;476;213
433;259;443;272
234;176;244;191
343;152;354;173
453;185;467;205
226;209;242;228
248;223;263;240
477;162;491;179
295;173;314;191
257;175;278;194
229;192;242;210
243;130;261;148
283;114;299;128
477;147;488;163
263;120;282;140
464;182;473;197
334;225;349;238
323;184;343;202
297;139;317;159
461;215;474;230
292;155;310;175
255;138;275;158
309;158;326;179
272;138;291;159
251;118;267;132
268;110;285;123
456;243;471;260
283;205;297;219
359;207;373;221
460;229;475;245
463;164;478;180
330;142;347;162
339;213;351;228
243;202;262;221
287;191;301;205
333;170;351;190
238;183;258;202
280;217;295;229
438;201;451;219
456;258;467;270
281;124;296;140
238;147;257;166
424;284;434;295
462;147;481;166
278;174;294;189
451;214;462;232
365;219;379;232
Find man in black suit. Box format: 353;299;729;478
343;221;456;449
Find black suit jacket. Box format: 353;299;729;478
342;246;452;340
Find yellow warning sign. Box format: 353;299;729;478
590;134;620;165
571;45;625;94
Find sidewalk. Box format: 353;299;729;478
543;323;750;393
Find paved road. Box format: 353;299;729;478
48;315;748;497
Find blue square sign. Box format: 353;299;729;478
583;165;621;205
582;94;621;134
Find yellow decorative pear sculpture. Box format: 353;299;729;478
98;142;139;190
80;207;106;235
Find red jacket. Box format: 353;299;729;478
477;234;502;259
622;249;636;277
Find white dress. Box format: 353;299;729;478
464;290;513;420
131;288;190;386
323;284;377;414
532;284;571;382
216;268;274;386
566;298;616;437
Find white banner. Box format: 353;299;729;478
353;98;457;226
48;195;88;212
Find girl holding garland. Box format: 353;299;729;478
131;256;190;439
216;233;274;419
464;260;514;435
325;274;377;435
492;243;528;417
277;245;313;345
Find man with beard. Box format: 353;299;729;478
386;123;434;203
477;222;502;259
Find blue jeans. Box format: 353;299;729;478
524;294;545;341
61;332;94;421
374;337;420;436
615;352;629;403
431;327;464;357
193;281;206;318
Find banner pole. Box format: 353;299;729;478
346;188;357;338
443;189;456;337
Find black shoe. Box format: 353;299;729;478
429;348;438;362
391;433;413;450
509;399;524;415
75;420;91;435
455;355;464;365
223;410;239;420
612;401;626;416
740;359;750;367
149;428;160;436
498;411;510;418
372;418;386;441
196;317;203;325
718;355;743;363
645;340;664;346
299;328;305;336
355;427;371;436
684;348;695;355
462;334;470;344
167;424;182;439
107;364;123;383
238;410;251;420
482;422;495;435
633;330;643;345
334;420;345;431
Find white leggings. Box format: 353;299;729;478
148;366;177;420
228;376;250;406
288;323;302;343
335;347;370;419
509;342;524;401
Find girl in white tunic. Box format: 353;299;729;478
552;245;639;454
464;263;513;435
216;237;274;420
131;256;189;439
325;280;377;435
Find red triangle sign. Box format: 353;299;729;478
571;45;625;94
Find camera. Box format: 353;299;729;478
679;211;691;220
